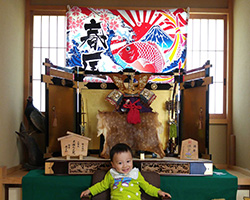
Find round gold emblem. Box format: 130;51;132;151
61;79;66;86
151;83;158;90
100;83;107;89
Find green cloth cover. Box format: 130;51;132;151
160;168;237;200
22;168;237;200
22;169;91;200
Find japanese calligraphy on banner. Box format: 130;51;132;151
66;6;189;83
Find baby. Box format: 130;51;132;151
80;143;171;199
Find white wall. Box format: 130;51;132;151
0;0;25;168
209;125;227;164
233;0;250;170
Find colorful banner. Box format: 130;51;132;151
66;7;189;83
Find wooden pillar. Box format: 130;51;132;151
0;166;7;200
227;0;234;166
230;134;236;165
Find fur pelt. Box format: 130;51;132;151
97;111;165;158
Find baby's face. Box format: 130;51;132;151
111;151;133;175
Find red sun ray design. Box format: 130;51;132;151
110;9;166;41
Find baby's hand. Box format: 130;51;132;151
80;189;90;198
158;190;171;198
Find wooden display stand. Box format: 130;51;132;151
2;164;250;200
45;156;213;176
42;59;212;161
0;165;28;200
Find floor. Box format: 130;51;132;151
238;190;250;200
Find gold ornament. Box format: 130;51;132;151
151;83;158;90
100;83;107;89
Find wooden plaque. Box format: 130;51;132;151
180;138;199;160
